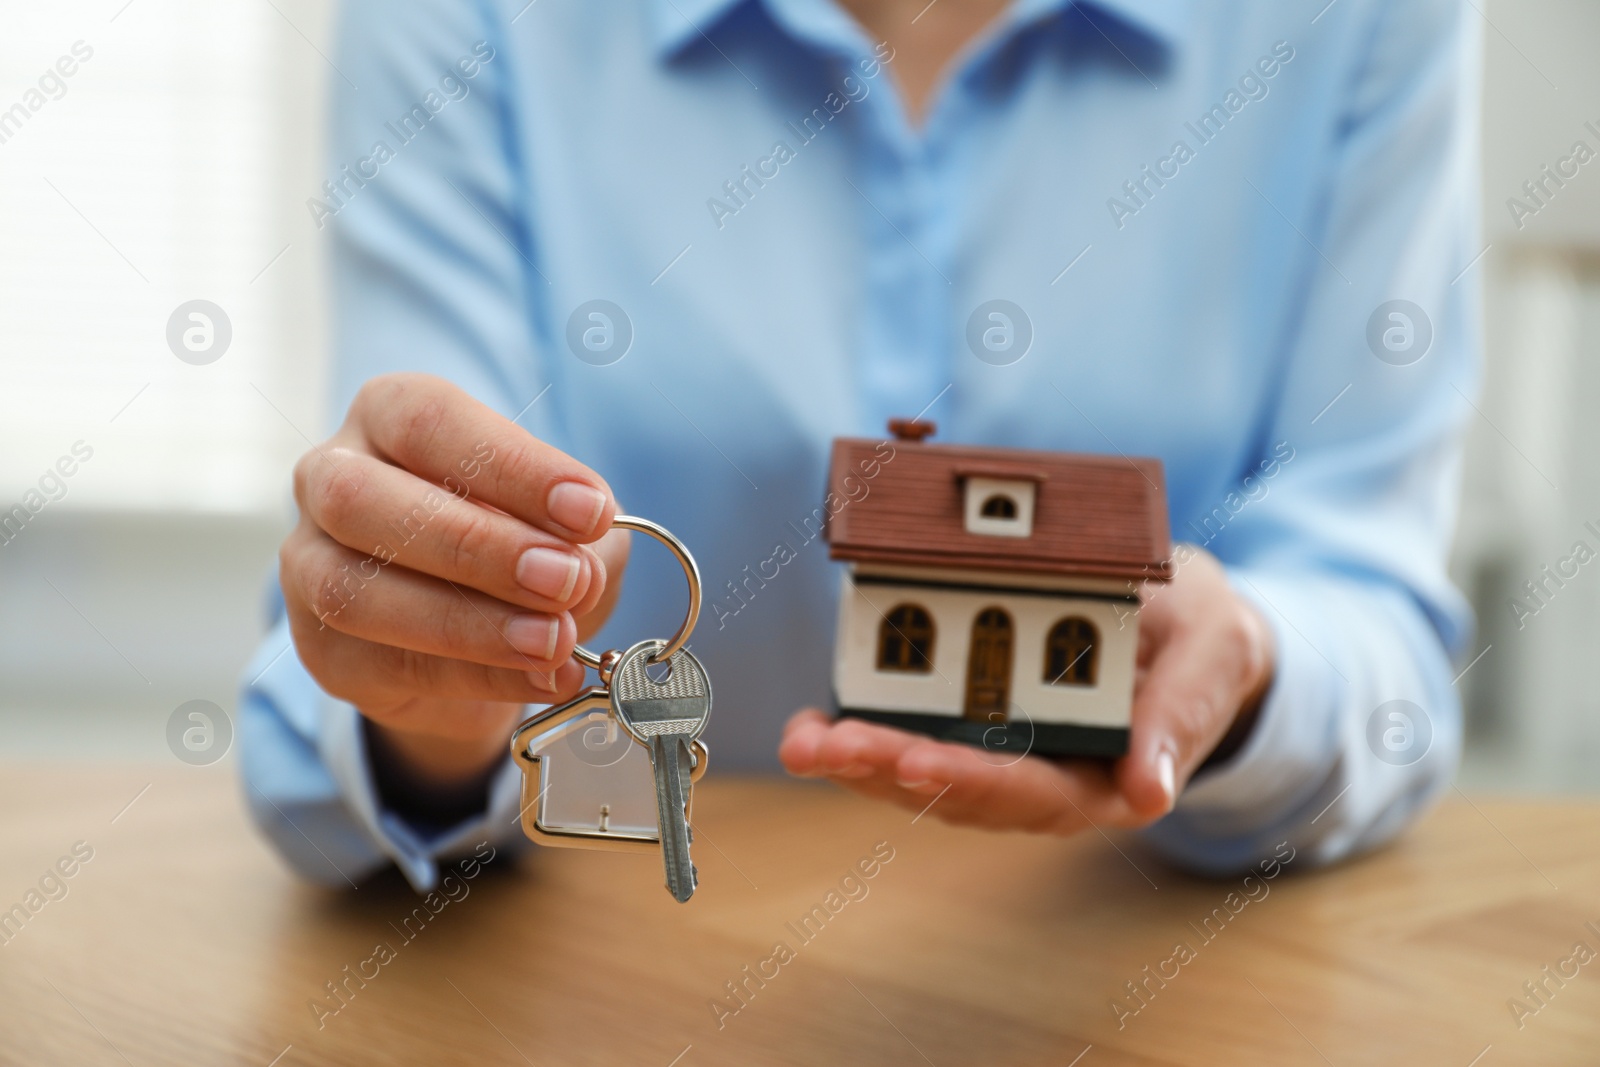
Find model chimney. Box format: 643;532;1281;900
887;418;935;443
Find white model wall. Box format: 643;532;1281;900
832;573;1138;729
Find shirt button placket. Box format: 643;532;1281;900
851;62;947;434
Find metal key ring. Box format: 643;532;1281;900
572;515;701;670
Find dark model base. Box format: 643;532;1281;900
837;708;1130;759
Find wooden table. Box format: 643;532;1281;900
1;767;1597;1065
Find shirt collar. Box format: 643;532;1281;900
1061;0;1191;48
650;0;1188;60
651;0;748;57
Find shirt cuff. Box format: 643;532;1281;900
319;696;528;892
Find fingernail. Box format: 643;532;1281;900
1157;749;1177;810
506;614;560;661
546;481;607;537
515;546;582;602
833;763;874;778
895;777;930;790
527;669;559;693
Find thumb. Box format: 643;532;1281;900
1115;630;1239;821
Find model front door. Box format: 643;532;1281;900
964;608;1014;722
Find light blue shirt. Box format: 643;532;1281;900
240;0;1482;889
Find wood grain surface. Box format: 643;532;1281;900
0;766;1596;1065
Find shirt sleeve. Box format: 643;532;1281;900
1141;0;1482;873
239;607;531;890
237;0;541;891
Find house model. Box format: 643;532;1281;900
823;419;1173;758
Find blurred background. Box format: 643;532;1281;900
0;0;1595;792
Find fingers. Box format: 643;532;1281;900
778;710;1137;833
777;708;831;772
895;741;1135;832
350;374;617;542
779;713;920;778
781;707;831;743
279;372;625;769
778;713;957;817
282;523;577;674
288;608;588;713
295;445;602;616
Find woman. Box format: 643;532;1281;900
241;0;1479;890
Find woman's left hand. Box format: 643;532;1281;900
777;545;1275;834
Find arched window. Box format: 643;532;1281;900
1044;617;1098;686
878;604;935;672
980;493;1017;519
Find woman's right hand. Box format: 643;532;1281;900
278;372;629;811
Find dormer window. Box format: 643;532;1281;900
963;476;1035;538
980;494;1017;519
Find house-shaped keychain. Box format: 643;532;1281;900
510;688;708;851
823;419;1172;758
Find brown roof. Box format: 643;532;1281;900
824;427;1173;582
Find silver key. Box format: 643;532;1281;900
610;639;712;903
